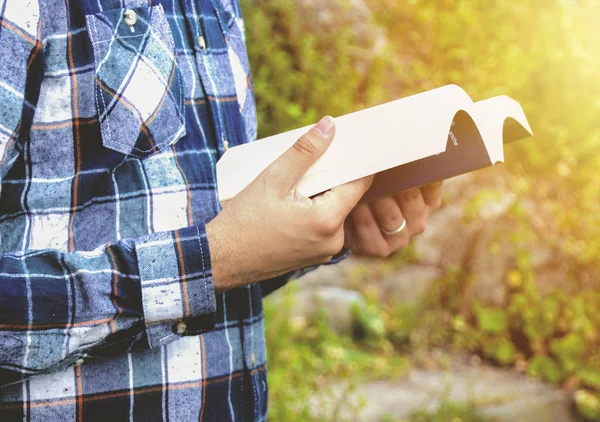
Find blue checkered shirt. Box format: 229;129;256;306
0;0;337;420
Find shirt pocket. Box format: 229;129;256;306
85;4;185;158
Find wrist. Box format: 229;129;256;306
206;218;231;293
206;216;257;293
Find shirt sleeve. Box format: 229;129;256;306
0;225;216;387
0;0;42;183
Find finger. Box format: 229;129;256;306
420;181;444;209
346;203;389;256
313;175;374;218
369;196;406;234
369;196;410;249
266;116;336;194
395;188;428;236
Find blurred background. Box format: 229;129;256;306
240;0;600;420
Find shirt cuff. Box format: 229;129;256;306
260;248;352;297
135;224;216;348
326;247;351;265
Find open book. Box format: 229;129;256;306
216;84;533;205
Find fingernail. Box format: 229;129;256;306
314;116;334;138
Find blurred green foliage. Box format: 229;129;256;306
455;271;600;419
264;284;409;421
241;0;600;420
242;0;389;133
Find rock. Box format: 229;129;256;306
529;243;554;269
297;255;365;290
315;362;580;421
467;223;514;305
519;198;555;269
442;173;474;203
379;265;443;306
282;286;367;335
534;266;575;295
413;204;478;268
467;195;555;305
477;192;517;220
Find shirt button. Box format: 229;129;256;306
74;358;85;366
123;10;137;26
198;35;206;50
174;320;187;335
250;352;256;367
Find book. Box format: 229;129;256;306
216;84;533;206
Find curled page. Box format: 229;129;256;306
216;85;533;206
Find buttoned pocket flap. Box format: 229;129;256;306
86;5;185;158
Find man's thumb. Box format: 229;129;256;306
267;116;336;193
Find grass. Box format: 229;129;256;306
408;400;494;422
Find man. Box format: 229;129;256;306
0;0;442;420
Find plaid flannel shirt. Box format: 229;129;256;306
0;0;344;420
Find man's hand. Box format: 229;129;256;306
207;116;373;292
343;182;443;258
